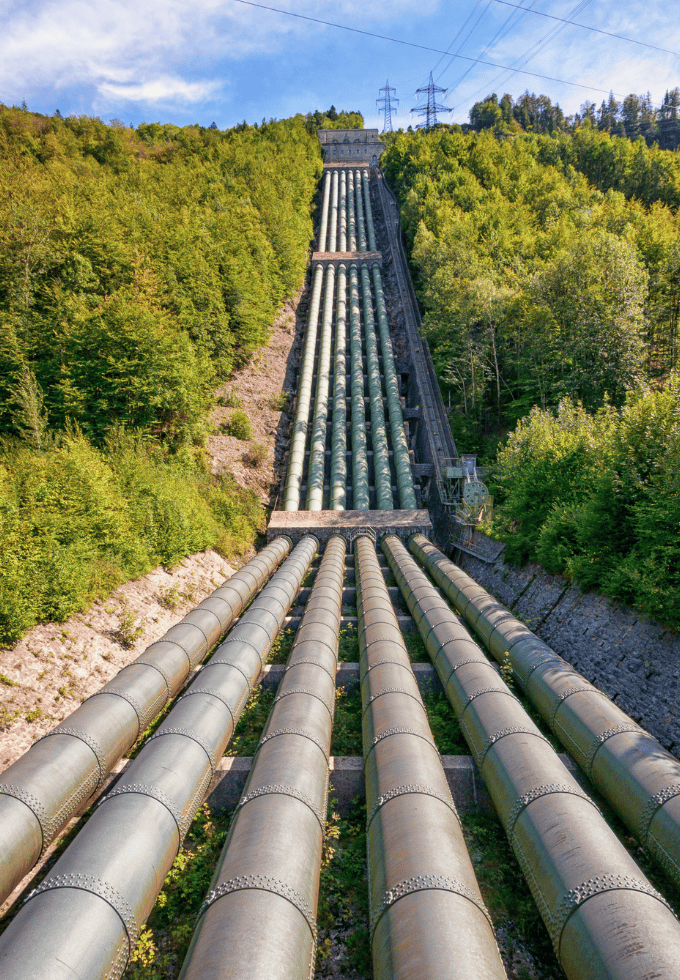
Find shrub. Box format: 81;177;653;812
222;410;253;440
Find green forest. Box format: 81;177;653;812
383;124;680;627
0;105;360;644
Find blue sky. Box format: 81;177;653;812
1;0;679;130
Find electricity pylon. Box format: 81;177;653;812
411;72;452;129
377;80;399;133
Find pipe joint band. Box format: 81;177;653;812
133;660;172;700
640;783;680;845
551;873;671;953
585;724;645;777
287;658;336;682
25;872;140;954
362;688;422;715
147;727;217;774
98;782;188;842
257;728;329;761
549;687;593;729
462;687;517;713
220;634;270;666
506;783;599;840
476;727;550;768
0;784;51;852
363;658;411;676
518;655;555;688
178;688;238;724
199;874;317;938
236;783;326;830
273;688;334;716
370;874;492;938
366;727;436;758
38;728;107;788
367;783;457;830
94;689;156;734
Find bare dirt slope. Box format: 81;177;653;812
0;549;235;772
209;288;303;506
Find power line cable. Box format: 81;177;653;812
451;0;593;111
491;0;680;58
430;0;484;77
228;0;676;109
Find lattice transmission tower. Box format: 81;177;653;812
411;72;452;129
377;80;399;133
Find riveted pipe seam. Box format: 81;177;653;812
409;532;680;890
179;535;345;980
0;537;318;980
385;533;680;976
355;534;506;980
0;538;292;904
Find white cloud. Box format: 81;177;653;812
0;0;442;109
98;75;219;103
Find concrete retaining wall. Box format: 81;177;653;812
454;533;680;757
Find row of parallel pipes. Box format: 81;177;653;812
179;535;346;980
409;534;680;890
355;535;507;980
349;263;370;509
385;534;680;980
0;537;318;980
0;537;292;906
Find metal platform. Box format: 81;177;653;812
311;249;382;265
266;508;433;545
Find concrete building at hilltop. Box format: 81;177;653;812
318;129;384;165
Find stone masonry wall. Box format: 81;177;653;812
453;533;680;758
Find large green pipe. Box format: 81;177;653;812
317;170;331;253
305;265;335;510
361;264;393;510
349;264;369;510
347;169;357;252
372;265;416;510
330;264;347;510
179;536;345;980
0;537;292;906
384;534;680;980
355;535;506;980
283;264;324;510
0;538;318;980
354;168;367;251
410;534;680;891
362;169;377;253
328;170;339;253
338;169;347;253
